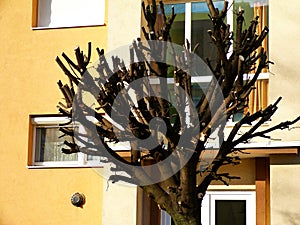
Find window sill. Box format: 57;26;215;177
32;23;106;30
226;120;270;128
244;72;269;80
27;164;103;169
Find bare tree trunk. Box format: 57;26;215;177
170;211;201;225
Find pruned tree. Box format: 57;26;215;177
55;0;300;225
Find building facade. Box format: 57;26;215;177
1;0;300;225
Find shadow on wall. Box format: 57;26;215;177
278;211;300;225
271;154;300;165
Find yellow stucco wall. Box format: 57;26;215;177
0;0;108;224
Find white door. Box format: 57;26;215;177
161;191;256;225
202;191;256;225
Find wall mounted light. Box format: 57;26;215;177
71;192;86;208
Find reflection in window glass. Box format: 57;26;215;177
35;127;78;162
191;82;209;105
191;1;223;66
233;0;269;60
164;4;186;46
233;0;268;30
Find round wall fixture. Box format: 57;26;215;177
71;192;86;207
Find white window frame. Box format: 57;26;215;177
34;0;105;29
29;116;103;168
202;191;256;225
161;191;256;225
161;210;172;225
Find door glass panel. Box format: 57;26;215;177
215;200;246;225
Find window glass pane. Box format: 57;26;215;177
248;79;268;114
234;0;268;28
191;1;223;67
164;4;185;78
87;155;100;161
37;0;105;28
233;0;269;57
191;82;209;105
164;3;185;46
160;210;172;225
166;82;209;110
35;127;78;162
233;1;269;117
215;200;246;225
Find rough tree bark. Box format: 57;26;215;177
55;1;300;225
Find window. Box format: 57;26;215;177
162;0;269;119
164;0;268;64
164;1;223;63
161;191;256;225
202;191;256;225
32;0;105;28
161;210;172;225
233;0;269;116
29;115;102;167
